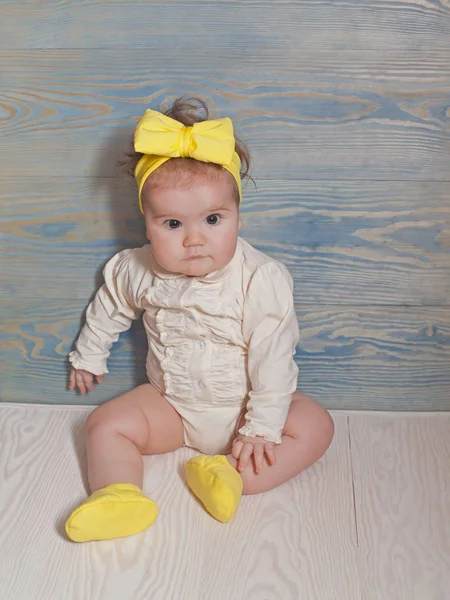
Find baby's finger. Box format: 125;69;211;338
238;443;254;472
75;372;86;395
231;440;243;460
95;375;104;384
264;442;277;466
253;443;265;474
85;376;94;392
69;370;76;390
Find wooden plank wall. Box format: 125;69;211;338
1;0;450;409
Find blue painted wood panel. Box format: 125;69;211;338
1;178;450;304
2;300;449;410
1;1;449;51
0;1;449;409
0;50;449;180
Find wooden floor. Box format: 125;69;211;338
0;404;449;600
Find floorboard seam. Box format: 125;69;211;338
347;415;360;549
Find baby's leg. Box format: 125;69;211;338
185;393;333;522
86;383;184;492
66;384;184;542
228;392;334;494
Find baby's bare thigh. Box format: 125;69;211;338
88;384;185;455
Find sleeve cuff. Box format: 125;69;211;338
238;423;282;445
68;351;109;376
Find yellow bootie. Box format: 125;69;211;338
185;455;243;523
65;483;158;542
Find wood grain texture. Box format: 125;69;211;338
0;0;449;51
0;405;359;600
1;0;449;413
2;178;450;305
1;50;450;180
349;413;450;600
2;300;450;409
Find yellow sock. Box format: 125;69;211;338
65;483;158;542
185;455;243;523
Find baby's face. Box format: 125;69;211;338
143;176;241;277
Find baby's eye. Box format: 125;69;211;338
165;219;182;229
206;214;220;225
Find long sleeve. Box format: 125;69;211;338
239;261;299;444
69;249;143;375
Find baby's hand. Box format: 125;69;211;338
231;434;276;474
69;368;104;394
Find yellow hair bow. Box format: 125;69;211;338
134;109;242;212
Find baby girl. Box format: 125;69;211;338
65;97;334;543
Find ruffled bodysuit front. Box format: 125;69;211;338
69;238;299;454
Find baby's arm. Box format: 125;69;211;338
234;261;299;470
69;249;143;390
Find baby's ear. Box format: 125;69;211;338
238;217;243;230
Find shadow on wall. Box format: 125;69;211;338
71;125;149;393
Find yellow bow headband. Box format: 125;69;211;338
134;109;242;213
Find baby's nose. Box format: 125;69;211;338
183;229;206;247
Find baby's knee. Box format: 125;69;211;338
86;403;120;438
320;408;335;448
307;403;334;458
289;394;334;447
85;399;149;452
312;402;334;440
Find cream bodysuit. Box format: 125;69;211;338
69;238;299;455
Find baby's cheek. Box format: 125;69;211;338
152;233;178;256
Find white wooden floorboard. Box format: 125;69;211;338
0;404;359;600
349;413;450;600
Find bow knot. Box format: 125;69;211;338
133;109;242;213
134;109;236;164
178;125;193;158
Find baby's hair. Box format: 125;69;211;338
119;97;252;204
